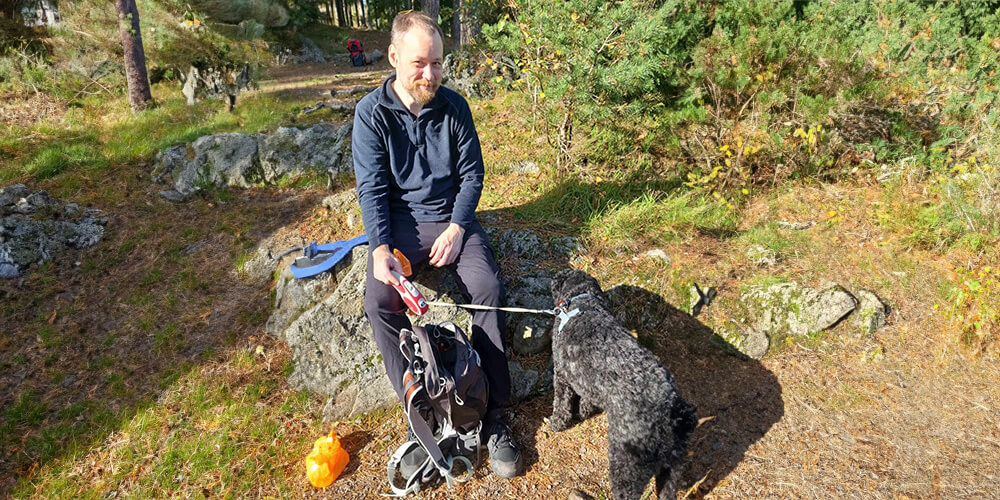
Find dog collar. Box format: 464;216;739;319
555;293;594;332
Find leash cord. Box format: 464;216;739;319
424;301;559;316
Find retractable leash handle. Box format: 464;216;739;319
391;271;429;316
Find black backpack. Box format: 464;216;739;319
387;322;488;496
347;39;366;67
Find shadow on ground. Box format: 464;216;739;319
0;180;323;494
609;285;784;495
474;176;782;496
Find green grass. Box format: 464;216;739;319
15;353;318;498
0;84;319;190
738;223;804;254
587;191;738;250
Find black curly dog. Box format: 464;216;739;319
549;269;697;500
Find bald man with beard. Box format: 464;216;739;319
352;10;522;480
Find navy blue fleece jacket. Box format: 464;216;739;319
352;75;485;249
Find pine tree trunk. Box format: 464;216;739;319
335;0;346;26
114;0;154;111
452;0;461;43
453;0;479;46
424;0;439;23
1;1;18;20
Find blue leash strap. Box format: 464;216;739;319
290;234;368;279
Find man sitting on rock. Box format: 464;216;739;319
352;10;522;479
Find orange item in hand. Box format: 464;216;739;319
393;248;412;277
305;430;350;488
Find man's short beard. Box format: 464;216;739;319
408;79;438;105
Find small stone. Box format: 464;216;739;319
0;262;18;278
746;244;779;267
644;248;671;264
510;160;539;174
568;489;594;500
159;190;187;202
183;241;205;255
776;220;815;230
511;314;553;355
508;361;539;401
852;289;889;334
742;329;770;359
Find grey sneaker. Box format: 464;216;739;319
399;426;430;478
485;419;522;478
399;401;437;478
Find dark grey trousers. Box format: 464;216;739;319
363;220;510;421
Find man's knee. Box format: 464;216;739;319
364;282;406;316
466;273;504;305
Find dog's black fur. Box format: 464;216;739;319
549;269;697;500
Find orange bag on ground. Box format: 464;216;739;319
305;430;350;488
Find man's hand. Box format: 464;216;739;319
372;244;402;285
428;223;465;267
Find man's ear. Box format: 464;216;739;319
387;43;398;68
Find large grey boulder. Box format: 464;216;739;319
266;244;482;420
156;132;262;197
266;266;339;338
740;281;858;338
506;274;555;355
153;122;353;200
296;34;326;63
259;122;352;182
1;184;107;278
507;361;539;401
262;224;570;419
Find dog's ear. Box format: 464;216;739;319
551;268;574;300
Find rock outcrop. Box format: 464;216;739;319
720;281;890;359
153;122;352;200
261;216;568;420
0;184;107;278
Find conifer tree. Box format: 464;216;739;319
114;0;154;111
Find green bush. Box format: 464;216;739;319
482;0;1000;193
483;0;707;167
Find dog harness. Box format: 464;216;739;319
555;293;593;332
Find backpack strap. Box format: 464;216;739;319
387;329;474;496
